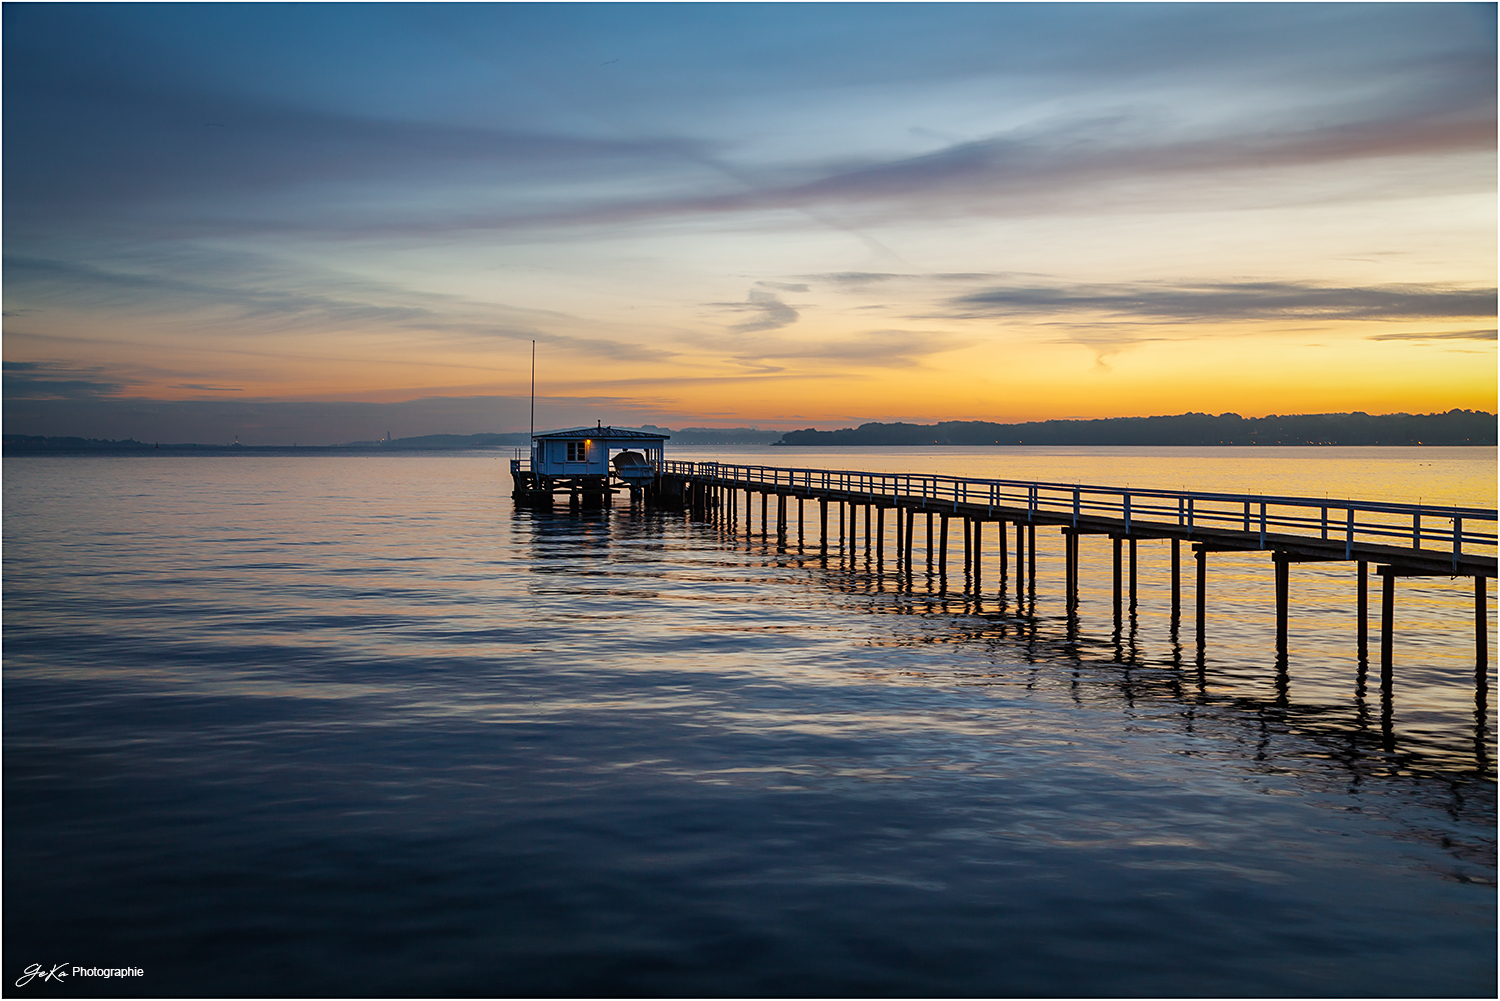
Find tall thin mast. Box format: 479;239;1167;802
529;340;536;455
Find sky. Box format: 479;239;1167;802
4;2;1496;445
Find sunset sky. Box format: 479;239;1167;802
4;3;1495;444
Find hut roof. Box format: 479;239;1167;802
531;425;669;442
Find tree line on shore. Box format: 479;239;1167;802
774;410;1496;446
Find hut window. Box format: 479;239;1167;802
566;441;587;461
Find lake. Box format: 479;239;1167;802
4;447;1494;996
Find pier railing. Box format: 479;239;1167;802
657;460;1497;567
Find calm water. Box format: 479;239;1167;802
5;448;1495;997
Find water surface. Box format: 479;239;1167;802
5;450;1494;996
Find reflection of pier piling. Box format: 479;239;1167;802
638;460;1495;671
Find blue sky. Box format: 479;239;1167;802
5;3;1494;444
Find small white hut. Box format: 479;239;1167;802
514;422;669;498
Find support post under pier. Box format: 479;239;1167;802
1170;539;1181;624
1274;553;1290;657
1357;561;1368;662
997;520;1007;592
939;515;949;581
926;513;934;575
973;520;982;596
1379;566;1395;687
1015;522;1026;593
1195;547;1207;646
1478;575;1489;672
1063;529;1078;612
1027;523;1035;591
1112;537;1123;626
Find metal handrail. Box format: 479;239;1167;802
653;459;1498;563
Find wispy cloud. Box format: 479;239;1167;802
1367;328;1497;341
3;82;710;238
2;361;134;400
5;252;673;363
384;109;1496;238
947;280;1497;323
716;287;800;334
715;328;967;374
5;255;439;327
13;82;1490;243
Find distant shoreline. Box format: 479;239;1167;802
0;442;521;456
775;410;1495;447
5;410;1495;453
6;442;1496;456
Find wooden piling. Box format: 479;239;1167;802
1015;522;1026;592
1478;575;1489;670
1356;560;1368;661
1128;538;1138;611
1063;529;1077;612
877;506;885;559
997;520;1008;590
962;517;972;582
797;496;805;548
1274;554;1290;656
926;512;934;574
905;508;916;570
1195;547;1207;644
939;514;950;579
973;519;983;593
1170;538;1181;622
1027;523;1036;589
1380;566;1395;684
819;499;828;553
1112;537;1123;624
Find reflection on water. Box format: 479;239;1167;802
4;453;1494;997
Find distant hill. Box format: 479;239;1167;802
775;411;1497;446
338;427;782;447
2;436;352;454
339;432;530;448
4;425;787;453
4;435;160;451
11;415;1490;453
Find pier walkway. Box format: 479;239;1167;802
647;459;1495;671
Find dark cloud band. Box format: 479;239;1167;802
948;281;1496;322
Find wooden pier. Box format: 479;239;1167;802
649;460;1496;670
510;456;1496;672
